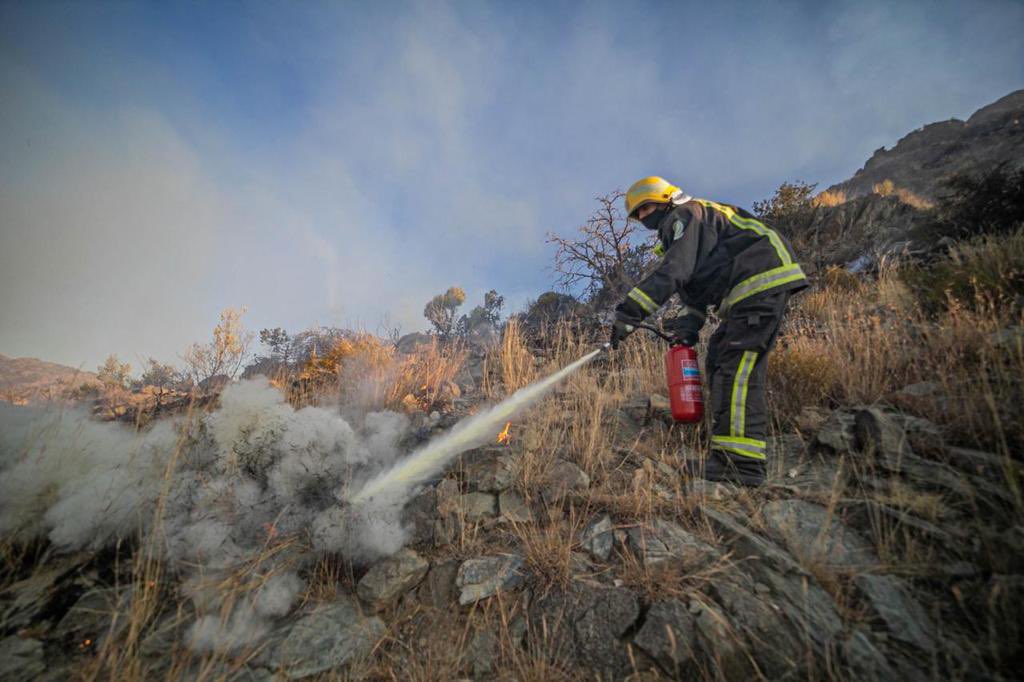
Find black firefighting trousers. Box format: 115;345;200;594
706;291;790;468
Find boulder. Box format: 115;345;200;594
403;486;438;546
855;407;916;457
0;637;45;681
417;558;460;608
855;575;937;653
456;555;526;605
896;381;941;398
464;455;519;493
357;549;429;608
458;492;498;522
647;394;673;424
466;627;499;677
633;600;697;675
580;514;615;562
497;490;532;523
532;583;640;677
816;409;857;453
55;585;132;647
702;509;844;656
626;519;718;569
542;459;590;502
761;499;878;569
271;597;385;679
0;554;88;632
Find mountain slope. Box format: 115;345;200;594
827;89;1024;202
0;353;100;403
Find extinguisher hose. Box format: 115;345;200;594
633;323;675;344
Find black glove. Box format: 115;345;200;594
610;318;636;350
664;315;701;347
669;329;698;347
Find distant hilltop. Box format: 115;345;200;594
0;353;99;404
827;89;1024;202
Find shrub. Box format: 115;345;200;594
902;229;1024;314
935;165;1024;238
424;286;467;341
97;354;132;391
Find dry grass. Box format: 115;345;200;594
13;232;1024;680
297;332;466;413
872;178;933;210
812;189;847;207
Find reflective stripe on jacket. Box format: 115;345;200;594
616;198;808;324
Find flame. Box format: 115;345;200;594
496;421;512;445
79;638;93;651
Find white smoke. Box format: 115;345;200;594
0;377;412;652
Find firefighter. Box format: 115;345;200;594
610;176;808;486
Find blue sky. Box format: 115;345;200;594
1;1;1022;370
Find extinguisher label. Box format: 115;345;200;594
682;367;700;378
683;385;703;402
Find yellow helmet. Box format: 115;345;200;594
625;176;683;218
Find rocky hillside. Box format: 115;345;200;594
0;353;99;405
826;90;1024;202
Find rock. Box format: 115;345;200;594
761;499;878;569
396;332;433;354
271;597;385;678
816;409;857;453
854;407;912;458
944;445;1017;480
842;630;896;680
0;554;88;632
456;555;525;605
691;600;751;679
458;492;498;522
403;487;438;546
357;549;429;608
610;409;644;444
498;490;532;523
702;508;844;655
580;514;615;562
542;459;590;501
0;637;45;681
464;455;519;492
855;575;937;653
533;583;640;677
896;381;941;397
647;394;673;424
466;628;498;677
633;600;697;675
417;558;460;608
55;585;132;647
708;576;805;678
626;519;718;569
844;500;967;548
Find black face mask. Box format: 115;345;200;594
639;205;669;231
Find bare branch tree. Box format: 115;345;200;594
546;191;655;308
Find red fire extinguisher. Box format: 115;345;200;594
620;323;704;424
664;343;704;423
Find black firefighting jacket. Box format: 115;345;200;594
615;198;808;333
